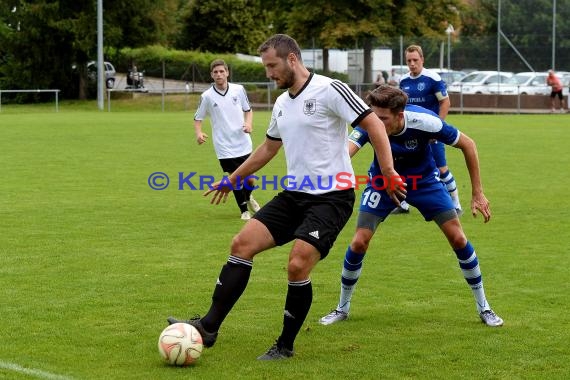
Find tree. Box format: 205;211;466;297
456;0;570;72
175;0;271;54
0;0;170;100
272;0;393;81
0;2;85;100
318;0;393;82
281;0;462;83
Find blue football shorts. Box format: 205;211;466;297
430;140;447;168
358;178;454;222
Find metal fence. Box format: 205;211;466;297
0;89;60;112
105;81;278;112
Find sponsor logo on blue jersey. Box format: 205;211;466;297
405;139;419;150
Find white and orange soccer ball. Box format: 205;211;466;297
158;323;203;366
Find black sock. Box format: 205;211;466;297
232;189;248;213
244;188;252;202
277;279;312;351
201;256;252;332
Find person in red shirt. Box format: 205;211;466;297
546;70;566;113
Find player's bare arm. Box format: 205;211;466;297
453;133;491;223
194;120;208;144
243;110;253;133
358;112;407;203
204;137;282;204
438;96;451;120
348;140;360;158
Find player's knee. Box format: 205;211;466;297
287;257;309;279
230;234;255;259
351;236;371;253
449;233;468;250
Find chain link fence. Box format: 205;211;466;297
100;31;570;113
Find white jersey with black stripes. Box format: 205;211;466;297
266;73;371;194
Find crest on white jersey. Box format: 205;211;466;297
232;96;239;105
304;99;317;115
405;139;418;150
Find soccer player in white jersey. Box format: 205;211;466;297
194;59;260;221
167;34;405;360
395;44;462;214
319;85;503;328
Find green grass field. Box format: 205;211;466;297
1;102;569;379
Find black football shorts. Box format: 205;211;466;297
253;189;355;258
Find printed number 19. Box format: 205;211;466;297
361;189;381;208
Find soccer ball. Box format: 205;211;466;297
158;323;203;366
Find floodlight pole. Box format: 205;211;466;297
445;24;454;70
552;0;556;70
497;0;501;76
97;0;104;110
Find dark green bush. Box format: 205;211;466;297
112;46;349;85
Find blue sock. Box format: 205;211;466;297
338;246;366;313
454;242;489;312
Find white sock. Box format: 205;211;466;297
440;170;461;210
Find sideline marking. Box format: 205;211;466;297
0;360;75;380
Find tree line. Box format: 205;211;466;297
1;0;568;101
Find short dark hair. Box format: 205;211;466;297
210;59;228;72
258;34;302;61
365;84;408;113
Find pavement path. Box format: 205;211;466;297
113;73;210;93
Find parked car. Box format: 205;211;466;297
510;71;570;96
87;61;116;89
508;72;550;95
560;72;570;86
432;69;467;88
488;71;570;96
447;71;514;94
486;76;520;95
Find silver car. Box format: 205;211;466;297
87;61;116;89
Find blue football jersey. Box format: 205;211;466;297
349;105;459;186
399;69;448;115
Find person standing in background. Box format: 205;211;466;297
396;44;462;215
374;73;385;88
546;70;566;113
387;68;401;87
194;59;260;220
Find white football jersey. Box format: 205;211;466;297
194;83;252;159
267;73;372;194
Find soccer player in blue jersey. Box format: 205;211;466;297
397;44;462;214
319;84;503;327
168;35;405;360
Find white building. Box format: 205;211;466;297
301;48;392;84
